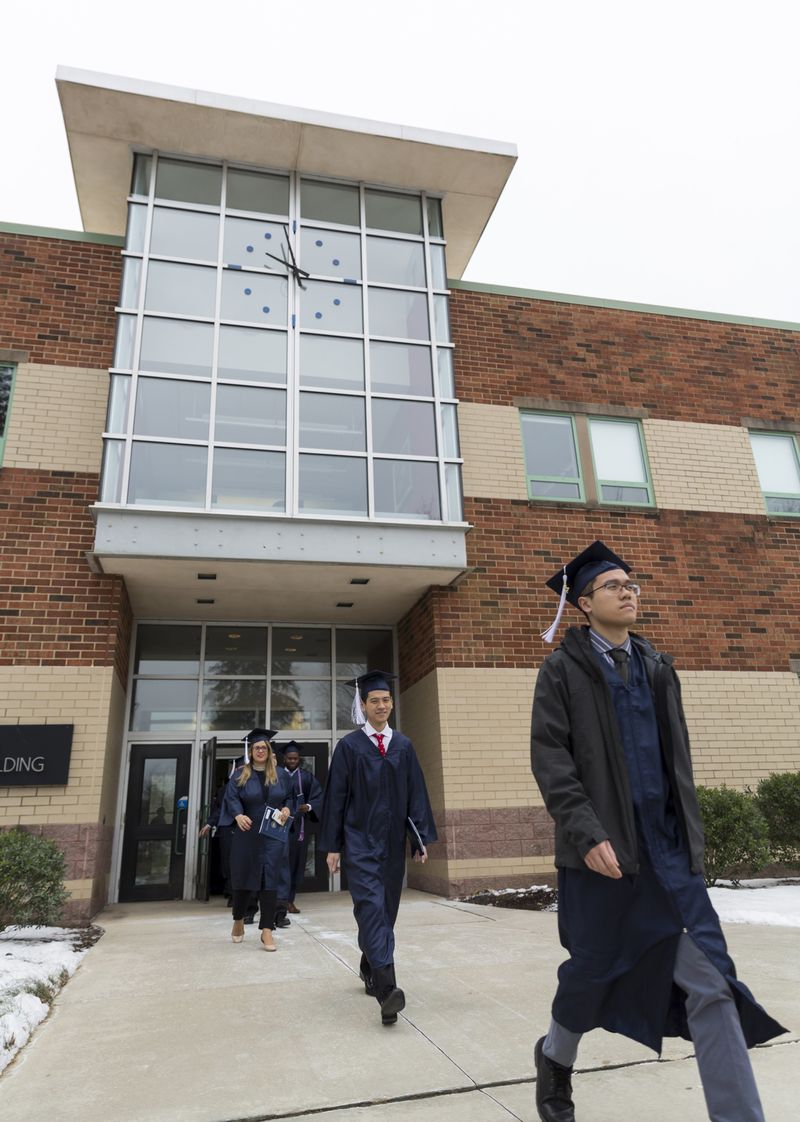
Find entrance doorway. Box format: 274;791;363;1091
119;744;192;901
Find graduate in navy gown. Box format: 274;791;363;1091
530;542;786;1122
319;671;437;1025
278;741;323;914
219;729;292;951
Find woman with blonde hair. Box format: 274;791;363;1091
220;728;291;951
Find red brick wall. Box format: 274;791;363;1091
0;232;120;367
449;288;800;423
0;467;128;668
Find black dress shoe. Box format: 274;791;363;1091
372;965;405;1026
243;915;255;925
275;916;291;928
359;954;377;996
534;1037;575;1122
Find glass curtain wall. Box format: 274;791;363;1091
101;154;462;523
128;623;395;736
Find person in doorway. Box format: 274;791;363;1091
319;670;437;1026
279;741;323;914
530;541;786;1122
219;729;292;951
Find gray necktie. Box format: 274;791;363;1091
609;648;630;685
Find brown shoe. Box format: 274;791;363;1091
260;930;277;952
231;920;245;943
287;903;300;914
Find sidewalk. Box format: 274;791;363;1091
0;890;797;1122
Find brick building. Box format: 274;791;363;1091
1;69;799;921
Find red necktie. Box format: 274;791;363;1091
374;733;386;756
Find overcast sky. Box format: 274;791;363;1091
3;1;799;322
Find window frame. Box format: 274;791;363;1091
748;429;800;516
0;363;17;467
519;411;585;503
587;416;654;507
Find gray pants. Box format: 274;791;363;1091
543;934;765;1122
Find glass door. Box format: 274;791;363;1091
119;744;192;902
195;737;217;901
289;741;330;893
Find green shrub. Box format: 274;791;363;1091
755;771;800;864
0;828;69;928
696;786;771;887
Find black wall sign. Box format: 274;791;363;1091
0;725;73;787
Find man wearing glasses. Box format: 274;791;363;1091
530;542;784;1122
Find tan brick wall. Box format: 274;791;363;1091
680;671;800;787
0;665;122;826
399;671;444;811
4;363;107;473
458;402;528;500
643;419;765;514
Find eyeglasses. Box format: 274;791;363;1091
251;743;269;751
587;580;641;597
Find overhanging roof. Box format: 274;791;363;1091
56;66;517;278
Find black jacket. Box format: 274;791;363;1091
530;626;705;875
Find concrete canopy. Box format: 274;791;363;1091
56;66;517;277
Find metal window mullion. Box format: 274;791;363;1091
195;624;208;736
286;173;300;518
360;183;375;518
205;166;228;511
421;191;448;522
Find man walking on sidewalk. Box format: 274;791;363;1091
320;670;437;1026
530;541;785;1122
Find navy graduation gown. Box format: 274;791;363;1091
319;728;437;970
220;769;291;894
553;645;785;1052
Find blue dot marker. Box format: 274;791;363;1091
246;245;254;252
262;306;270;314
315;239;323;247
333;298;341;306
315;312;323;319
265;232;272;239
244;288;252;295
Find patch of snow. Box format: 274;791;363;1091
709;884;800;928
0;927;91;1074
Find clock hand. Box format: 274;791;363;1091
281;225;310;288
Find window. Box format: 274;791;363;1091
749;432;800;514
0;365;15;466
521;411;653;506
100;154;462;523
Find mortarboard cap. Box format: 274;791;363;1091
542;541;631;643
345;670;396;725
241;727;278;765
279;740;302;757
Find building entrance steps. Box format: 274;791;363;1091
0;891;797;1122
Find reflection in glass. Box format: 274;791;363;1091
368;288;428;340
434;294;451;343
521;414;579;480
300;179;359;226
134;840;172;886
766;496;800;513
113;314;136;370
131;154;153;197
271;628;331;676
135;625;202;675
106;376;131;434
221;270;288;324
128;442;208;507
589;420;647;484
335;629;393;678
301;228;361;279
215;385;286;445
530;480;581;500
223;218;287;271
99;440;124;503
300;280;363;333
155;158;222;206
367;238;425;286
139;318;214;377
140;758;177;825
299;335;364;390
365;189;422;235
374;459;441;520
372;399;436;456
134;378;211;440
211;449;285;512
120;258;142;309
750;433;800;494
445;463;463;521
125;204;147;253
145;261;216;318
150;208;219;262
430;244;447;289
299;393;366;452
270;680;331;730
427;197;443;238
130;679;199;731
437;348;455;398
227;168;289;216
599;484;650;503
441;403;460;458
202;679;266;731
204;627;267;676
218;326;287;384
298;454;367;516
370;342;433;396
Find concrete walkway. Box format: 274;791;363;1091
0;890;797;1122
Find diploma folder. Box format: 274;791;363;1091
406;817;427;856
259;807;293;842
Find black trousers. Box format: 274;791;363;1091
232;889;277;930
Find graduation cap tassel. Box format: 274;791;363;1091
243;736;250;765
541;568;569;644
351;678;366;726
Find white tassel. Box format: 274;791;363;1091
541;568;569;644
243;736;249;765
351;681;366;726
